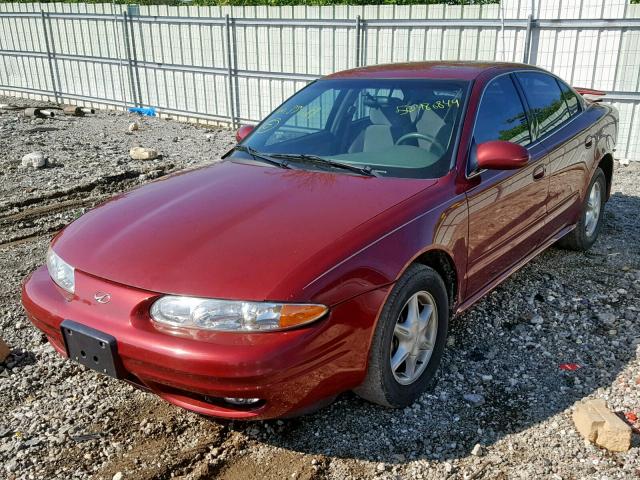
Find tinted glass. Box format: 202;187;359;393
474;75;531;146
516;72;571;137
242;79;469;179
558;80;581;116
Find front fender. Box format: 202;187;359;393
302;180;469;307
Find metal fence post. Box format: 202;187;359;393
522;13;535;64
126;10;143;107
40;11;60;104
224;14;236;129
355;15;362;68
121;11;139;108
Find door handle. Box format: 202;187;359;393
585;136;593;148
532;165;545;180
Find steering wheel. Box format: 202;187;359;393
395;132;445;157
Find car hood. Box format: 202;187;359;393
53;161;436;303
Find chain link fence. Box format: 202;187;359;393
1;0;639;159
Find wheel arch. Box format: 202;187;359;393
597;153;613;200
411;248;459;314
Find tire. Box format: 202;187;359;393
557;167;606;251
354;264;449;408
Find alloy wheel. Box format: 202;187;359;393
585;180;602;238
390;291;438;385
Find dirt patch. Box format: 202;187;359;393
217;449;326;480
94;400;226;480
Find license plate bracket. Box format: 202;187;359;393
61;319;121;378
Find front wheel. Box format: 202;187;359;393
354;264;449;408
557;167;606;251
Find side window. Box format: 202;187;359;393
557;80;582;117
516;72;571;137
474;75;531;146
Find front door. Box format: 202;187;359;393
464;74;549;298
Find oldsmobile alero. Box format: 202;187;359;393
22;62;618;419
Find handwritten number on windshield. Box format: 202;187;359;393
396;98;460;115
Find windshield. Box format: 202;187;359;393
241;78;468;179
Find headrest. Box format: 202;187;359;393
367;97;405;126
369;106;391;125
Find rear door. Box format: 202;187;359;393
514;72;594;239
465;74;549;299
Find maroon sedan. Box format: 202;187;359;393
22;62;617;419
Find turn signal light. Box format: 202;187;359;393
279;305;328;328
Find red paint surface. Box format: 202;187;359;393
23;266;389;419
476;140;530;170
235;124;254;142
574;87;606;97
22;62;618;419
50;162;434;303
325;61;522;80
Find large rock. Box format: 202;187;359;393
572;398;632;452
21;151;47;169
129;147;158;160
0;337;10;363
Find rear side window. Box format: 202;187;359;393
516;72;571;137
558;80;582;116
474;75;531;146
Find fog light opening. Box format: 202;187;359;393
223;397;261;406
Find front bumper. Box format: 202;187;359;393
22;266;390;419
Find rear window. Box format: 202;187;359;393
516;72;571;138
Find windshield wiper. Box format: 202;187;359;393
269;153;378;177
225;145;291;169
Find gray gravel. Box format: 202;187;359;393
0;95;638;480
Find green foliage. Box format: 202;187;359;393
3;0;497;5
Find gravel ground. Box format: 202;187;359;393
0;96;638;480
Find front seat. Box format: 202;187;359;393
349;105;395;153
411;107;446;150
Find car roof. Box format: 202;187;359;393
323;61;538;81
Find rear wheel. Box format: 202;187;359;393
354;264;449;408
558;168;606;251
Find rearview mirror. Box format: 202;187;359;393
476;140;529;170
236;124;254;143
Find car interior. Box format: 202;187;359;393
247;80;467;178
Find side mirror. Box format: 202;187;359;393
476;140;529;170
235;124;254;143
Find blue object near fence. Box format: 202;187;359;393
128;107;156;117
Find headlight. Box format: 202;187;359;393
150;296;327;332
46;248;75;294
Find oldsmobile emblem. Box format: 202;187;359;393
94;292;111;304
